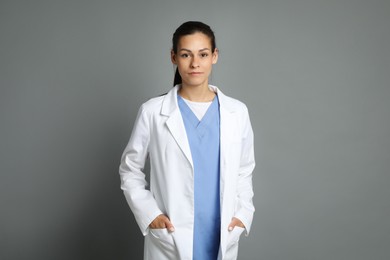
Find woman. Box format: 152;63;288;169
119;21;255;260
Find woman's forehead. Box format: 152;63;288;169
178;32;212;51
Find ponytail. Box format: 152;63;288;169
173;67;181;86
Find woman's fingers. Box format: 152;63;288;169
149;214;175;232
228;217;245;231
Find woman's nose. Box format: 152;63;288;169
190;57;200;68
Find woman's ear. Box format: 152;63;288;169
171;50;177;64
212;48;219;64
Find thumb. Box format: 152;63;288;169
228;221;235;231
164;217;175;232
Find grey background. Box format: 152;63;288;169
1;0;389;259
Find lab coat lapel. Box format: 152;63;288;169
214;86;238;258
213;86;236;197
162;86;194;168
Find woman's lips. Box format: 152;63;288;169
189;72;203;75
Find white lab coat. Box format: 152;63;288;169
119;85;255;260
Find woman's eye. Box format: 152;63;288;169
200;53;209;58
180;53;189;58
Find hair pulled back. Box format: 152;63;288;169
172;21;217;86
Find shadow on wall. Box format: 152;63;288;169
46;124;145;259
60;137;145;259
64;190;144;259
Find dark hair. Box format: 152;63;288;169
172;21;217;86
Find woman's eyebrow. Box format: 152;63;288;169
179;48;211;52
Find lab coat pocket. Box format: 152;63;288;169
224;226;245;259
149;228;176;256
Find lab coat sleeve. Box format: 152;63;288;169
234;105;256;235
119;104;163;235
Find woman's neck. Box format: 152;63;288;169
179;83;216;102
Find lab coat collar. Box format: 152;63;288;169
161;84;236;116
161;84;237;175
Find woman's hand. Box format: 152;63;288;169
228;217;245;231
149;214;175;232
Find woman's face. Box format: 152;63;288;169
171;32;218;88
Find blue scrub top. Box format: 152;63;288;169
178;94;221;260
